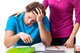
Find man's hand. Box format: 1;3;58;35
18;32;33;43
33;8;44;23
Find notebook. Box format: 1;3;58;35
7;47;35;53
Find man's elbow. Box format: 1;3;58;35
46;38;52;47
45;44;50;47
4;41;10;48
45;40;52;47
4;44;10;48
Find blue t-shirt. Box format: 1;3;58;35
5;13;50;47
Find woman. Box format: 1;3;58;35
43;0;80;48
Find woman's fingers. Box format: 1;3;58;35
63;43;66;46
64;43;73;48
54;46;60;49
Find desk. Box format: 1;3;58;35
75;45;80;51
7;46;74;53
35;46;74;53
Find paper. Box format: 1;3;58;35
31;42;46;51
46;46;74;53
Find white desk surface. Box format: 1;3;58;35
46;46;74;53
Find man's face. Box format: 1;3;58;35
24;11;36;26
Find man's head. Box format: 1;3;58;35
24;2;46;26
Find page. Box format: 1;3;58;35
31;42;46;51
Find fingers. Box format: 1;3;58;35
27;35;33;43
35;8;43;15
63;43;66;46
24;38;28;43
29;36;33;43
33;8;43;16
19;32;33;43
54;46;60;49
15;11;24;17
33;8;44;22
64;43;69;48
23;35;33;43
38;8;43;15
33;11;37;16
63;43;73;48
24;36;30;43
35;8;40;15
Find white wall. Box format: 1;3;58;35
0;0;79;53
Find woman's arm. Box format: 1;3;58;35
69;23;80;40
64;0;80;48
64;23;80;48
42;0;49;9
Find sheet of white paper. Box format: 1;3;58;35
46;46;74;53
31;42;46;51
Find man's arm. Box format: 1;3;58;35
38;22;52;47
4;30;20;48
4;31;33;48
33;8;52;47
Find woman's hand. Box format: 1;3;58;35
64;37;74;48
18;32;33;43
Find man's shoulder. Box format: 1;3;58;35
43;16;48;20
9;13;24;21
8;15;16;21
43;16;49;22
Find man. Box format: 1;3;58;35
4;2;52;48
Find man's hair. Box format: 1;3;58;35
26;2;46;16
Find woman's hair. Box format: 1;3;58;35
26;2;46;16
